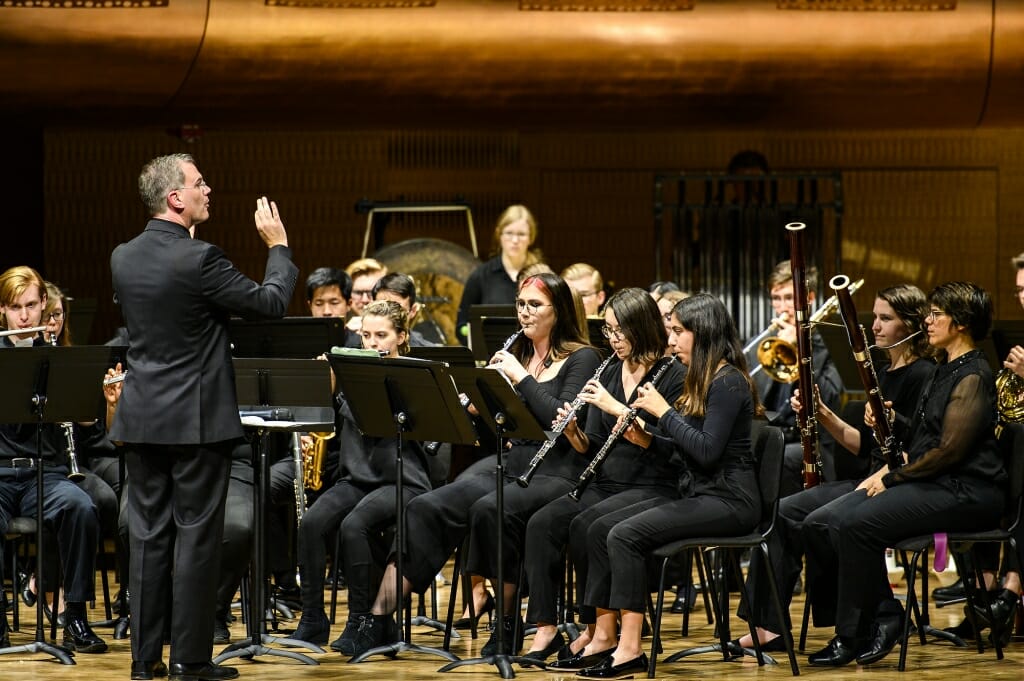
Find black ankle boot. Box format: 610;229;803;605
481;615;524;657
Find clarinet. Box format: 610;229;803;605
830;274;903;471
47;332;85;480
786;222;822;488
292;432;307;526
516;354;614;488
568;357;675;500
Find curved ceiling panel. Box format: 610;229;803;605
0;0;1018;128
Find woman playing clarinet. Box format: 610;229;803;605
568;293;762;677
738;283;933;653
523;288;685;666
343;272;599;657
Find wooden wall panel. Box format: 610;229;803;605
38;126;1024;342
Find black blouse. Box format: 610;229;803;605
651;364;757;505
883;349;1005;488
860;358;934;471
582;356;686;493
505;346;603;479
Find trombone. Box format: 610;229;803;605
747;279;864;383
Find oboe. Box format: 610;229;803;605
568;357;675;500
830;274;903;471
786;222;821;488
516;354;614;488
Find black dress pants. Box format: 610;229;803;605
126;442;232;665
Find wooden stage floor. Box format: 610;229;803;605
2;568;1021;680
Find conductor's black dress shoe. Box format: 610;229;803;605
63;617;108;653
167;662;239;681
131;660;168;680
807;636;861;667
577;652;649;678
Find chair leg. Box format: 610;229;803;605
648;557;670;679
329;529;341;624
758;544;800;676
798;584;811;652
442;546;462;652
694;550;714;625
897;549;924;672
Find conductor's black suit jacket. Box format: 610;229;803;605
109;218;298;445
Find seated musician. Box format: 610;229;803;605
306;266;361;348
748;260;843;498
0;265;107;653
372;271;437;347
562;263;607;317
572;293;763;678
525;288;685;667
344;258;387;334
804;281;1006;667
342;272;598;658
290;301;433;651
737;284;933;652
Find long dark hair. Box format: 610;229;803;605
604;288;666;368
672;293;762;418
512;272;589;363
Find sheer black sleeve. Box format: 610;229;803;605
883;373;989;486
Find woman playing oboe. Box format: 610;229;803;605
343;273;599;657
737;283;933;652
571;293;762;677
523;288;685;665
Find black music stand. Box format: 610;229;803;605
468;305;516;362
439;366;548;679
327;354;477;664
213;358;334;666
230;316;357;358
0;345;114;665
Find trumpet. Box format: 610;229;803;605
516;354;614;488
750;278;864;383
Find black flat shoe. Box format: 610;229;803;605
548;646;615;670
63;617;108;654
168;662;239;681
131;660;168;680
808;636;860;667
521;631;566;662
856;618;902;665
577;652;648;678
933;578;964;602
727;635;787;654
453;593;495;629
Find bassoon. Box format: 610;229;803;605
829;274;902;471
786;222;821;488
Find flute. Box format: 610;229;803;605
516;354;614;488
568;357;675;500
0;325;46;338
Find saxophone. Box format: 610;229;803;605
302;432;335;491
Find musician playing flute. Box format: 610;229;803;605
527;288;685;667
570;293;762;678
345;273;597;658
737;284;932;653
290;301;434;651
0;266;107;653
804;282;1005;667
750;260;843;498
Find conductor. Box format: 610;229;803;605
110;154;298;681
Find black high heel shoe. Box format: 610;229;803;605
19;572;36;608
973;588;1020;647
453;592;495;629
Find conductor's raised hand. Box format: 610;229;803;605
254;196;288;248
631;382;670;420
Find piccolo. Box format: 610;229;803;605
568;357;675;500
516;354;614;488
